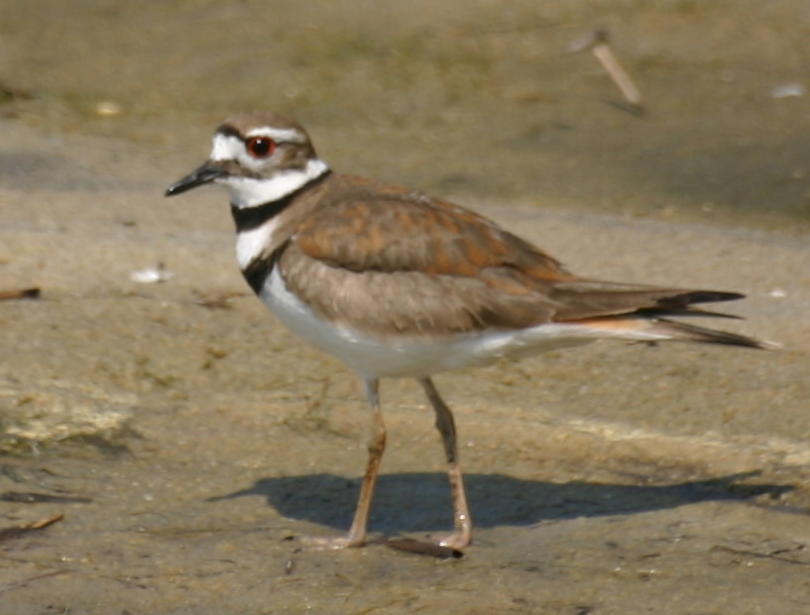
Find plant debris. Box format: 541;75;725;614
0;513;64;542
0;288;40;301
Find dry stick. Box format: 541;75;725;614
570;28;644;111
0;287;40;301
0;514;64;542
25;513;65;530
382;537;463;559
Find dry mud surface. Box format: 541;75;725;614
2;2;810;614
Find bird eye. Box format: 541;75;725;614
245;136;276;158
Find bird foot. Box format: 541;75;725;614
431;530;471;551
297;534;366;550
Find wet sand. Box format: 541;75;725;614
2;2;810;613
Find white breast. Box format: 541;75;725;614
235;218;280;269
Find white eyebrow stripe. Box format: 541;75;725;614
210;134;243;161
245;126;307;143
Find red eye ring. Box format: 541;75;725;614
245;136;276;158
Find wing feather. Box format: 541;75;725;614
280;178;746;334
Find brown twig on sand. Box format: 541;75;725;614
570;28;644;112
0;513;64;542
382;537;464;559
25;513;65;530
0;287;40;301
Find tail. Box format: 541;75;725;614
553;285;776;349
567;315;776;349
647;318;774;349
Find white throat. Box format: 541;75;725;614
220;158;329;208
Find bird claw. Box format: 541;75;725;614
297;534;366;551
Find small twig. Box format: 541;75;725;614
25;513;65;530
570;28;644;112
0;513;64;542
381;537;464;559
0;287;40;301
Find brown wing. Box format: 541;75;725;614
280;241;567;335
293;177;573;282
281;176;744;335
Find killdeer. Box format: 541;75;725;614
166;111;767;552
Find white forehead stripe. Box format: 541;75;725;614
245;126;307;143
210;134;243;161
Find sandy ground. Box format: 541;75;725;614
2;2;810;614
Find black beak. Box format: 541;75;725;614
165;161;227;197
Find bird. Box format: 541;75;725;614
165;111;767;552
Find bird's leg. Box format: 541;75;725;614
419;377;473;550
304;377;385;549
344;377;386;545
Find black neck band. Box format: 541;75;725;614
230;169;332;232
